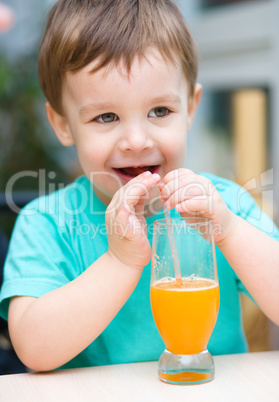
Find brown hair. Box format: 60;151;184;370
38;0;199;114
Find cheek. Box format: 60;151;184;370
75;140;104;170
164;133;187;158
165;116;187;148
161;131;187;173
90;172;123;199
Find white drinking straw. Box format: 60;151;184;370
163;205;182;281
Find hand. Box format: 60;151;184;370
160;168;235;244
106;171;161;269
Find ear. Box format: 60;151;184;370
45;102;74;146
187;83;202;131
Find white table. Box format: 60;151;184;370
0;351;278;402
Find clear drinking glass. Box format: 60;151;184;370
150;217;219;385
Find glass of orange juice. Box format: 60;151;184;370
150;217;219;385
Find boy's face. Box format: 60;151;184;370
46;50;201;209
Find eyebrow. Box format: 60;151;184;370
148;94;182;105
79;94;182;116
79;102;114;116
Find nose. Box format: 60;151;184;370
117;122;154;153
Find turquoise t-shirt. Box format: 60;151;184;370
0;174;278;369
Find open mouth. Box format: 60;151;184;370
113;165;159;180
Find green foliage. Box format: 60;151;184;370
0;51;68;192
0;51;71;237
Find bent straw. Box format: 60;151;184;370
133;166;182;280
163;205;182;281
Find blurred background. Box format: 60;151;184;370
0;0;278;373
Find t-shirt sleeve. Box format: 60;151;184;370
234;187;279;297
201;172;279;298
0;202;80;320
214;175;279;297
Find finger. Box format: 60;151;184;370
160;169;193;197
134;197;145;215
162;168;194;184
113;206;146;241
164;183;212;209
108;171;152;214
175;196;213;217
122;173;160;210
107;173;160;216
125;170;153;184
113;206;131;238
161;173;210;201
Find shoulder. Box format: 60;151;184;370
14;175;107;240
199;172;241;194
199;172;253;216
22;175;91;214
17;175;97;225
200;172;279;239
8;176;94;241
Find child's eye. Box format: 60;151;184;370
94;113;118;123
148;107;170;118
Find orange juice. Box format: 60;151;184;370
150;277;219;355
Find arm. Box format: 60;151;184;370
8;171;161;371
160;169;279;326
216;215;279;325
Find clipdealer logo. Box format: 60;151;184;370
3;168;277;234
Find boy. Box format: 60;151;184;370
0;0;279;372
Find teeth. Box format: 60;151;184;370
117;166;156;177
133;167;147;174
